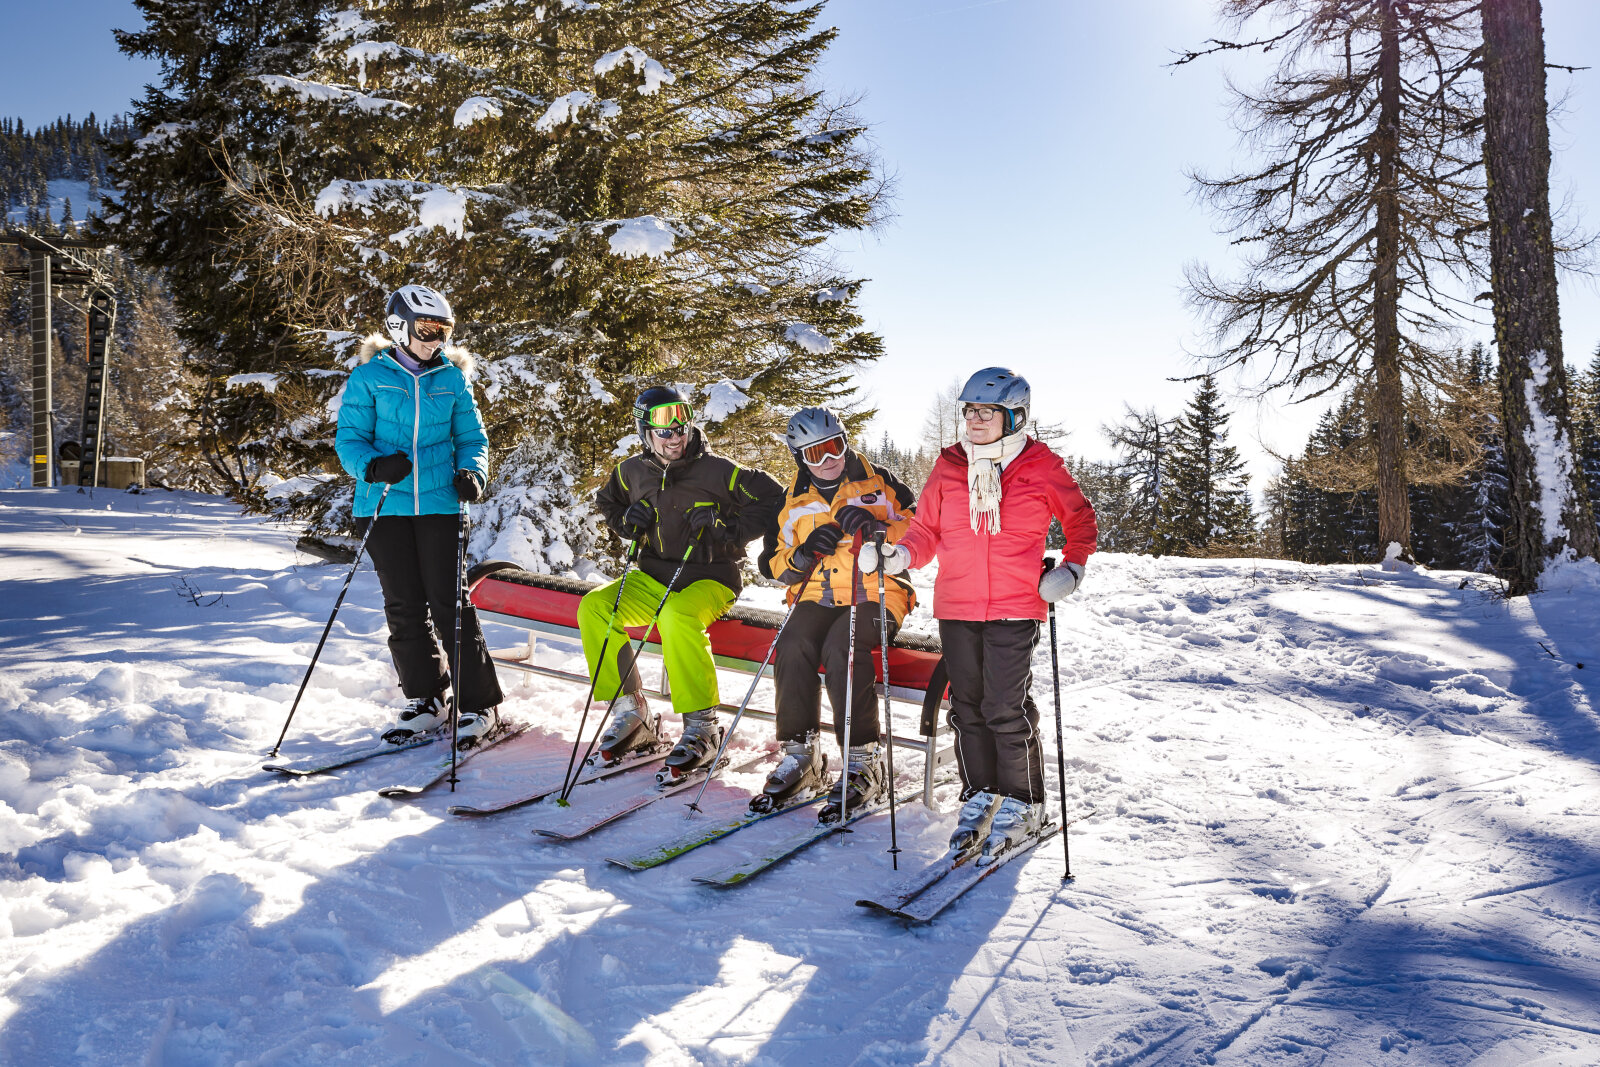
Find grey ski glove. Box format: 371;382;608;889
1039;560;1084;601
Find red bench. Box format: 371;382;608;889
470;564;955;807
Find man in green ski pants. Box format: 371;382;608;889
579;385;784;779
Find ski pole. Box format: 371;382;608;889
556;537;641;801
448;501;469;791
269;483;390;758
685;557;822;815
836;530;863;826
874;531;902;869
560;532;702;803
1046;566;1073;881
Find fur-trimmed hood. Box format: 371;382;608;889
355;332;477;379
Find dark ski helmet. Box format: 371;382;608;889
784;407;848;466
959;366;1030;433
385;284;455;350
633;385;695;439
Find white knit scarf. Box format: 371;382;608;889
963;431;1028;533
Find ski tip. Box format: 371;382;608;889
605;857;645;871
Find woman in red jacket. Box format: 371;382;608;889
862;367;1096;863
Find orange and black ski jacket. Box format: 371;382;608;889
760;451;919;623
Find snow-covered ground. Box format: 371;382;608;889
3;485;1599;1065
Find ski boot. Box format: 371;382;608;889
749;732;828;814
948;789;999;855
382;691;450;744
596;691;660;763
978;795;1047;865
660;709;722;782
454;705;499;750
818;741;887;823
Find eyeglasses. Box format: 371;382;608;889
646;401;695;429
412;319;453;343
801;434;847;466
651;425;687;440
962;404;1003;422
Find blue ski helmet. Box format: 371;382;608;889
959;367;1030;432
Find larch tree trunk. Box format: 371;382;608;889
1372;0;1413;561
1481;0;1599;594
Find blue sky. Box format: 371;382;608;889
7;0;1600;484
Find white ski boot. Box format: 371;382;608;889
382;691;450;744
818;741;887;823
750;732;828;814
979;795;1046;865
597;691;659;763
948;789;999;854
661;708;722;780
454;705;499;749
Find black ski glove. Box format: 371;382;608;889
453;470;484;503
365;453;412;484
797;522;844;561
622;500;655;539
835;505;886;538
686;504;725;538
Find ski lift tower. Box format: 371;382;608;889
0;230;117;488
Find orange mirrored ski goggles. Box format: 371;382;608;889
412;318;453;343
646;401;695;428
801;434;847;466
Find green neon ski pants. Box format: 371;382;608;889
577;572;736;715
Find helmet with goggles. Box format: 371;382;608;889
633;385;695;441
958;367;1030;433
785;407;848;467
385;284;456;351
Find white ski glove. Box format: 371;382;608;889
858;541;910;574
1039;561;1084;601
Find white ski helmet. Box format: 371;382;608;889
385;284;456;349
785;407;848;466
959;366;1030;432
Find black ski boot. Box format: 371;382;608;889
749;732;827;814
596;692;660;763
661;709;722;781
817;742;887;824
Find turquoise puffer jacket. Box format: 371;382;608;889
335;334;490;518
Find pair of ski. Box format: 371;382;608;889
856;820;1063;922
261;720;530;796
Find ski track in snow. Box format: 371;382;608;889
2;487;1599;1064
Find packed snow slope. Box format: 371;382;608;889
2;486;1599;1066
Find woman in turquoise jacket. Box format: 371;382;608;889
334;284;502;746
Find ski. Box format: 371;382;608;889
692;784;922;888
447;747;669;816
376;721;531;797
875;822;1060;923
263;731;437;776
605;789;827;871
855;847;978;914
531;754;767;842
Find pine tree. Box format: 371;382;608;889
1180;0;1485;561
1102;406;1177;555
1457;346;1511;575
1164;377;1253;553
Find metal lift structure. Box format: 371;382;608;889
1;230;118;488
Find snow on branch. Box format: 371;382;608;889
606;215;677;258
785;322;833;354
259;75;412;113
700;378;756;423
594;46;676;95
536;91;621;132
454;96;506;128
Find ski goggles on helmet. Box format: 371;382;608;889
800;434;847;466
961;404;1004;422
411;318;453;343
645;401;694;429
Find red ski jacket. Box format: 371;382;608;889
896;438;1097;622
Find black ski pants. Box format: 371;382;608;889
364;514;504;714
939;619;1045;804
773;600;895;747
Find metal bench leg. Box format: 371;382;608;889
923;702;938;810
